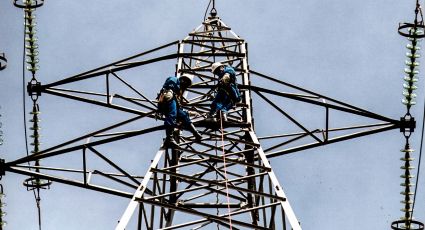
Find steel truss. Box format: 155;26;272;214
1;11;408;230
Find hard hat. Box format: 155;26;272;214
211;62;225;74
179;73;194;88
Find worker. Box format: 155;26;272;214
208;62;241;122
157;74;202;147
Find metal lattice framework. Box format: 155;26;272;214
1;9;412;230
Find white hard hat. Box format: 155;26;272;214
211;62;225;74
179;73;194;88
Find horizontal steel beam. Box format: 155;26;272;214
7;166;133;198
250;70;395;122
8;125;164;166
45;40;180;88
265;124;398;158
138;198;269;230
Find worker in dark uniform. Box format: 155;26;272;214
209;62;241;122
157;74;202;147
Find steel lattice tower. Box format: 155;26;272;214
116;13;302;229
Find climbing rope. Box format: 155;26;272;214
215;132;220;230
219;112;233;229
203;0;217;21
203;0;212;21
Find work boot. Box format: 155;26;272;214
205;113;217;123
220;111;228;122
188;123;202;141
164;128;179;148
164;135;179;148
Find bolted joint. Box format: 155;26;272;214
210;8;217;18
27;81;42;97
400;116;416;133
0;159;5;176
0;53;7;71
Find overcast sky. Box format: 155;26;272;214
1;0;425;229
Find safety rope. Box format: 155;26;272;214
215;132;220;230
203;0;217;22
203;0;212;21
219;112;233;229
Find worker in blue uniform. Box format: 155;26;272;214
209;62;241;122
157;74;202;147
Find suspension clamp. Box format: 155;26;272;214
400;116;416;133
27;81;42;97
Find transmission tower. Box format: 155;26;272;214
115;10;303;229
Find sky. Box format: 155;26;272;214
0;0;425;229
